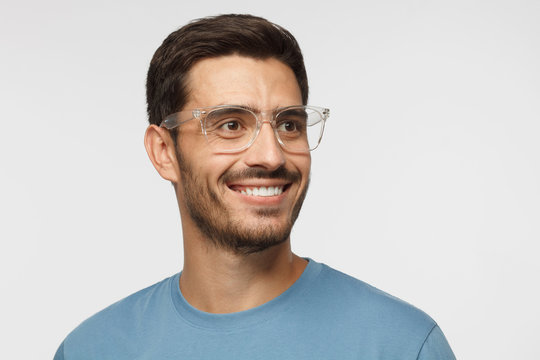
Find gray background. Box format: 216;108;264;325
1;0;539;358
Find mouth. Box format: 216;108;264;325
222;167;300;200
227;184;291;197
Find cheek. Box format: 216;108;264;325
207;155;242;187
290;154;311;179
304;156;312;174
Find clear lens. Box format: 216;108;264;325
275;106;325;152
203;107;258;151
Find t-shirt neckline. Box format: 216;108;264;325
169;258;322;331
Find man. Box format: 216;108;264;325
55;14;455;359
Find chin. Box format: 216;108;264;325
226;227;291;255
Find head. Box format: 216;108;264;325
145;15;315;255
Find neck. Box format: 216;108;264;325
180;230;307;314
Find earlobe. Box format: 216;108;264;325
144;125;180;183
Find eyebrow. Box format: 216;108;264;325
278;108;307;116
226;104;260;113
213;104;302;114
208;106;255;116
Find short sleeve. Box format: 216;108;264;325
53;341;65;360
417;325;456;360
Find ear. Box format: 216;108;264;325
144;124;180;183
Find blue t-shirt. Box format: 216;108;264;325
55;260;455;359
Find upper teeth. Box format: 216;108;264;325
240;186;284;197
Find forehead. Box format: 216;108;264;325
184;55;302;110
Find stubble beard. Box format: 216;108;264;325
176;150;309;255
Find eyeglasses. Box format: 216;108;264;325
160;105;330;153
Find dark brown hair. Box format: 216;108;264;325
146;14;309;126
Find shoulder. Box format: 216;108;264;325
61;274;177;359
70;274;176;333
304;262;438;352
319;263;434;320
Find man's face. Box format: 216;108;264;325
174;55;311;254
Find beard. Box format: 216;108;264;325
176;150;309;255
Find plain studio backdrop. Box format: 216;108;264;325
1;0;539;358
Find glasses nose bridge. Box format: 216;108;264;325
250;110;283;149
254;110;277;128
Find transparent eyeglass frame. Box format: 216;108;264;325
160;104;330;153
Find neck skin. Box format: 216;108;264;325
179;213;307;314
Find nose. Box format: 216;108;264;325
243;121;286;170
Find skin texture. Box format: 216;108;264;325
144;55;310;313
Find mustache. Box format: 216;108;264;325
221;166;301;184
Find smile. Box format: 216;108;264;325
237;186;284;197
227;183;289;197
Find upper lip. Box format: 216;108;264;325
221;166;300;189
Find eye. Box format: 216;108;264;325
221;120;240;131
211;118;250;139
277;117;307;134
278;121;298;132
